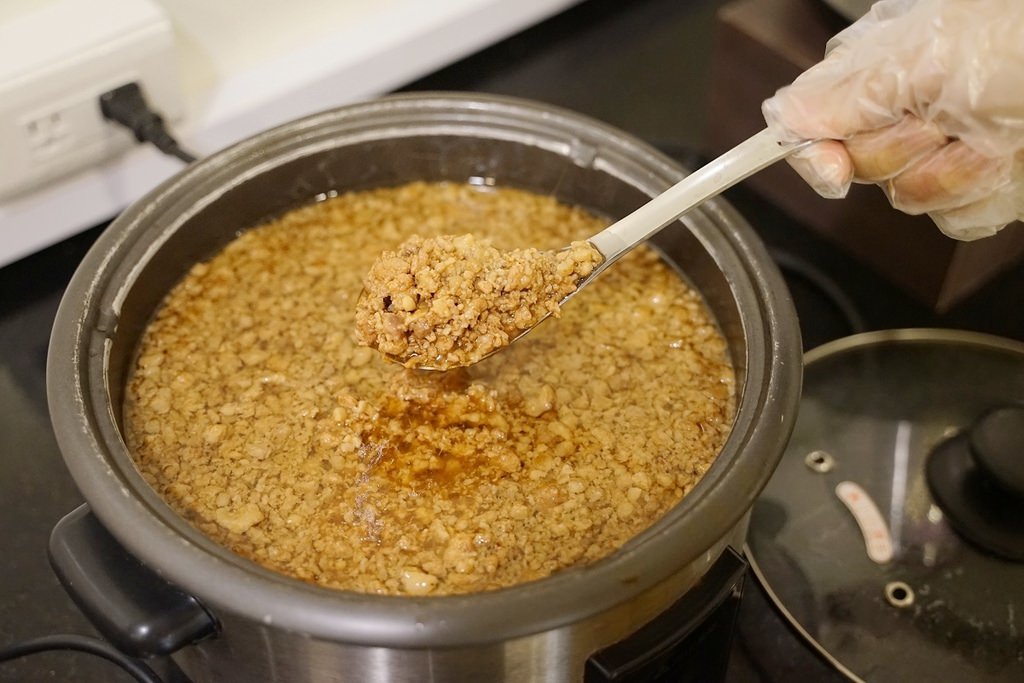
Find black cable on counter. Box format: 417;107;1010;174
0;633;163;683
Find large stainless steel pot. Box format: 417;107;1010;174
46;93;801;682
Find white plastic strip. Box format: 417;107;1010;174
835;480;894;564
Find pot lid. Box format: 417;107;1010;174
747;329;1024;683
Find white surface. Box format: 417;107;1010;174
0;0;582;267
0;0;182;200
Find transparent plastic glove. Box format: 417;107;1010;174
762;0;1024;240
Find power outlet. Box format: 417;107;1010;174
0;0;184;200
23;95;100;162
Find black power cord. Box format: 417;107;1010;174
0;633;163;683
99;82;197;163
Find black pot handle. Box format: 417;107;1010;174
49;504;217;657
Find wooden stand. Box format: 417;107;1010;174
705;0;1024;311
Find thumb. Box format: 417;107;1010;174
785;140;854;199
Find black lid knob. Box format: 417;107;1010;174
970;405;1024;497
926;403;1024;562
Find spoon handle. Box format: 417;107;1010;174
588;128;812;265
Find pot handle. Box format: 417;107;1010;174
49;504;217;657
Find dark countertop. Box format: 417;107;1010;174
1;0;1021;681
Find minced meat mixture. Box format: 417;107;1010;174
123;181;735;596
355;234;603;369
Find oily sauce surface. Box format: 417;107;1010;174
123;182;735;595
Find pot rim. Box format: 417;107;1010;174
47;92;801;647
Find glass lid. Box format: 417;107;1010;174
747;329;1024;683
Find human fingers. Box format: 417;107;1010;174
887;140;1012;215
928;154;1024;240
931;197;1018;240
844;116;948;182
785;140;854;199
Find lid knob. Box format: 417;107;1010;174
970;405;1024;497
925;404;1024;562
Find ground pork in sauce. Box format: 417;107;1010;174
355;234;603;369
123;181;735;596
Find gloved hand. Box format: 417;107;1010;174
762;0;1024;240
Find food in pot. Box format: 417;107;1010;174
355;233;603;369
123;181;735;596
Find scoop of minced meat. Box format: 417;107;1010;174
354;234;602;369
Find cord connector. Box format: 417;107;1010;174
99;82;196;163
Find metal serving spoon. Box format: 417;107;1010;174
569;128;812;304
376;128;812;370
